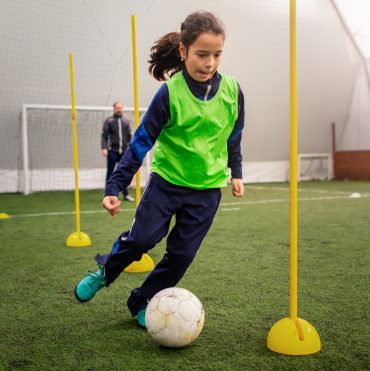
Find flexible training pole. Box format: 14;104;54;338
66;53;91;247
70;53;81;240
289;0;298;323
266;1;320;354
131;15;141;208
124;16;154;273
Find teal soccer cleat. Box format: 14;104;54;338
137;308;146;328
74;262;106;302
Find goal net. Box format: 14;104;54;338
20;105;151;194
297;154;332;182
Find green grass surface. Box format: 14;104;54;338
0;181;369;370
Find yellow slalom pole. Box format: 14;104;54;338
290;0;298;323
266;1;320;355
131;15;141;209
70;53;81;239
124;15;154;273
66;53;91;247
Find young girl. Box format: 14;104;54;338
75;11;245;328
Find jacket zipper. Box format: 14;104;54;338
118;118;122;154
204;81;211;102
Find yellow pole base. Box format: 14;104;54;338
124;254;154;273
267;318;321;355
66;231;91;247
0;213;10;219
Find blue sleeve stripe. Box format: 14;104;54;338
130;84;168;163
227;119;244;143
130;123;153;163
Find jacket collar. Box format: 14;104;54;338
182;65;221;87
181;66;221;99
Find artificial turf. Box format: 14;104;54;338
0;181;369;370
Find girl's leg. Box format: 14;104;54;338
95;173;187;285
127;187;221;316
75;173;177;303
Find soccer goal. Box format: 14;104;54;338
21;104;151;195
297;153;332;182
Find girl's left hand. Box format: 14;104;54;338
231;178;244;197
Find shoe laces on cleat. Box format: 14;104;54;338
87;263;107;286
86;271;106;285
86;262;106;286
96;262;105;276
75;262;107;302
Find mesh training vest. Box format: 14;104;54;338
151;71;239;189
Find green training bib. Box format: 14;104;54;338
151;71;238;189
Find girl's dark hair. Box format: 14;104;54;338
148;11;225;81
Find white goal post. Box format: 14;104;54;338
22;104;151;195
297;153;332;182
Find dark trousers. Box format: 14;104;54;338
95;173;221;316
106;151;128;197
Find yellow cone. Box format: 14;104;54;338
0;213;10;219
267;318;321;355
66;231;91;247
124;254;154;273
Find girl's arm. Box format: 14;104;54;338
228;83;245;198
227;82;245;180
104;84;170;198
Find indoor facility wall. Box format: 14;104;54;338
1;0;369;192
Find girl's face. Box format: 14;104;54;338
179;32;224;82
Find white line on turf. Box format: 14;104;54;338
6;194;368;218
220;194;369;206
8;209;136;218
244;185;370;196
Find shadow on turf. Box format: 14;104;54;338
101;318;292;356
102;319;211;352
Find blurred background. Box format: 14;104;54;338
1;0;369;193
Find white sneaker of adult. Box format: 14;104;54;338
124;195;135;202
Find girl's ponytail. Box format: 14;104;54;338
148;11;226;81
148;32;184;82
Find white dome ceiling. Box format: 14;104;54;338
334;0;370;65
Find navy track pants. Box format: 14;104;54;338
106;151;128;197
95;172;221;316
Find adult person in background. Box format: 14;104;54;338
102;102;135;201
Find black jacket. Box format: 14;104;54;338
101;114;132;154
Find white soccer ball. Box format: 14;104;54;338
145;287;205;348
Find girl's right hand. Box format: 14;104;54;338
102;196;122;218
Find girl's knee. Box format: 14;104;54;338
132;236;153;254
119;232;154;254
169;249;197;265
